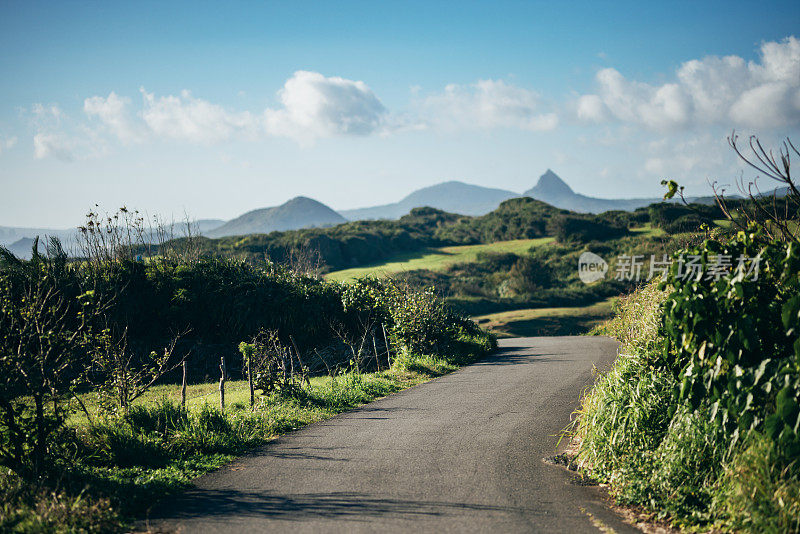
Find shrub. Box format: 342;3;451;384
551;215;628;243
661;230;800;460
0;240;102;478
577;227;800;529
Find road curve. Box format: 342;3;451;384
143;337;639;533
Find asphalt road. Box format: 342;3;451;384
144;336;640;533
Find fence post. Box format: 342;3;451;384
381;323;392;368
372;332;381;371
248;348;254;409
181;360;187;408
219;356;226;413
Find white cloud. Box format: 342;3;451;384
33;133;74;161
31;103;64;124
420;79;558;132
264;71;387;142
29;103;79;161
576;94;607;122
140;89;258;143
578;36;800;130
84;92;143;144
0;136;17;155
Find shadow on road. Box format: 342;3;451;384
146;490;544;524
475;349;571;366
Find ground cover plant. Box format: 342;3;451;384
0;224;495;532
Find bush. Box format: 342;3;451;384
551;214;628;243
662;230;800;460
576;228;800;530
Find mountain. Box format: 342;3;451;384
0;226;78;247
194;219;226;235
340;181;519;220
523;170;661;213
5;237;44;259
207;196;347;238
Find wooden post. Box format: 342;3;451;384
180;360;187;408
372;332;381;371
247;348;254;409
382;323;392;368
219;356;226;413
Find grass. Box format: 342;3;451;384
3;357;471;532
325;237;554;282
629;223;665;238
69;375;381;425
472;297;615;337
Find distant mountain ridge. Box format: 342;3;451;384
523;170;662;213
206;196;347;238
339;181;519;220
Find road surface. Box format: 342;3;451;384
144;336;639;533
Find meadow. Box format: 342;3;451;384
325;237;553;281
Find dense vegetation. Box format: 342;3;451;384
575;136;800;531
0;235;495;531
396;228;702;317
192;206;464;271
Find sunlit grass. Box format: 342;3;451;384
471;297;615;337
629;223;665;238
325;237;554;281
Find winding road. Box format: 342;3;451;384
144;337;640;533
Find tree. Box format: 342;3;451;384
0;239;100;478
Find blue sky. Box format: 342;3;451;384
1;0;799;226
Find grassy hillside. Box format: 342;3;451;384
325;237;553;281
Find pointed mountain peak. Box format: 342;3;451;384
530;169;574;197
283;196;319;206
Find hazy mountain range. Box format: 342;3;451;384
1;170;715;246
338;181;520;220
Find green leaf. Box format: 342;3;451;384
782;294;800;331
765;414;783;441
776;386;800;424
661;179;681;200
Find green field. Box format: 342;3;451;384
629;223;665;238
325;237;554;282
472;297;616;338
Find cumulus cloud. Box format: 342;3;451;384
28;71;567;159
264;71;387;142
577;36;800;130
140;89;258;144
420;79;558;132
84;92;143;144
